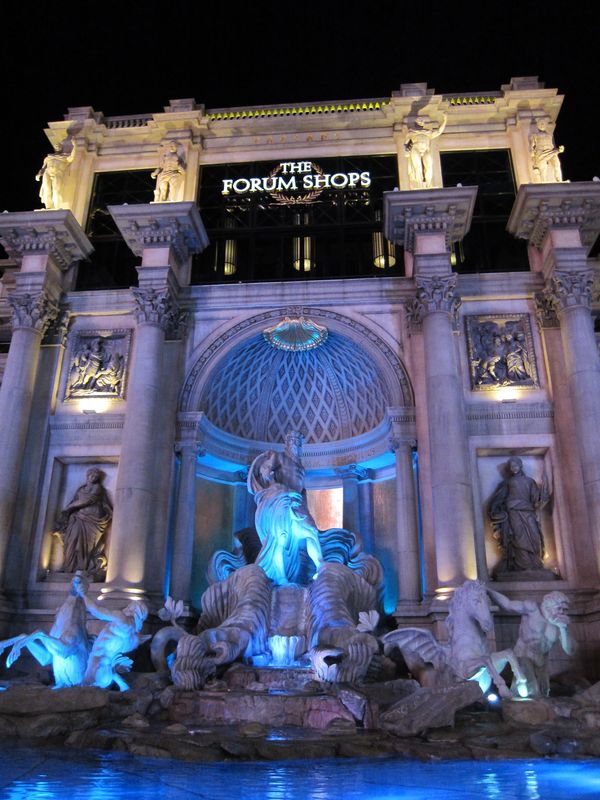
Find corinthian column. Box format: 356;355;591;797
508;183;600;571
384;187;478;589
103;203;207;601
0;212;92;595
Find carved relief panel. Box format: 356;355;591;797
64;330;132;401
465;315;539;391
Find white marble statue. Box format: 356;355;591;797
488;588;573;697
382;580;527;698
0;574;149;691
404;114;447;189
0;572;90;688
247;430;324;585
529;118;564;183
81;593;150;691
151;141;186;202
36;138;76;209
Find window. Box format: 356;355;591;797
77;171;154;290
192;156;401;283
441;150;528;273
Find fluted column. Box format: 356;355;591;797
0;211;92;595
384;187;478;588
103;203;208;600
508;182;600;571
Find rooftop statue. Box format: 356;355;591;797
151;140;186;202
36;137;76;210
488;457;551;575
530;117;564;183
488;588;573;697
404;113;447;189
0;573;149;691
382;579;527;698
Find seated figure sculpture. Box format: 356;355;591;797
487;588;573;697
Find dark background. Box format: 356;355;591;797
1;0;598;213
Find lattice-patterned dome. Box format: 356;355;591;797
200;331;391;444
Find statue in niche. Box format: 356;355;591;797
56;468;112;580
247;430;324;585
487;588;573;697
487;457;551;575
151;141;186;202
404;113;447;189
465;316;537;390
0;573;149;691
67;336;125;398
530;117;564;183
36;137;77;210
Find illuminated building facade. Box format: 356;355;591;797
0;76;599;679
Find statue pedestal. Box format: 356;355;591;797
493;568;559;583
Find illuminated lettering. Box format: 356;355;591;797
330;172;349;188
220;162;372;197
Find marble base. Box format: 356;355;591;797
493;568;559;582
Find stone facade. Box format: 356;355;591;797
1;77;599;681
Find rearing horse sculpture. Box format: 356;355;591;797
382;580;527;698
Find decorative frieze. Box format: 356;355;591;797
465;314;539;390
8;291;58;334
64;330;132;401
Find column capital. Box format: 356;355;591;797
336;464;368;481
544;269;596;312
109;202;208;287
383;186;478;253
131;286;187;338
7;289;59;334
0;210;93;275
407;273;462;327
507;182;600;252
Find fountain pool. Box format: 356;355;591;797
1;749;599;800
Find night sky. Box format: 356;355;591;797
2;1;599;214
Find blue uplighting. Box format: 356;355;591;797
1;750;600;799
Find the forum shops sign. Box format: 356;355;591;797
221;161;371;205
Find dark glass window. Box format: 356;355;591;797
441;150;528;273
193;156;401;284
76;171;154;290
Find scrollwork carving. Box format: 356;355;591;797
131;287;186;338
410;274;461;326
546;269;594;311
8;291;58;334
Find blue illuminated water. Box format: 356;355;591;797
1;749;599;799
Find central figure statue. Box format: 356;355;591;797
247;430;324;585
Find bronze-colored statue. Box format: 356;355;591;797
488;457;550;573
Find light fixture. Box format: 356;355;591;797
292;212;314;272
372;209;396;268
214;216;237;276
